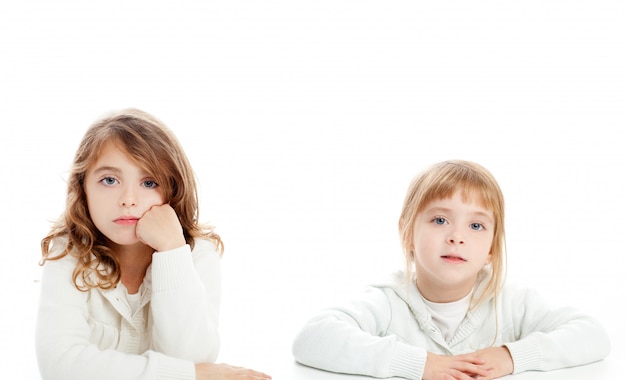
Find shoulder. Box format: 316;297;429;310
190;238;221;265
41;238;79;274
352;271;417;317
304;273;417;333
39;242;89;299
496;281;579;323
498;281;547;305
191;237;220;255
370;271;419;305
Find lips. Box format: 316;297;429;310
114;216;139;225
441;255;467;263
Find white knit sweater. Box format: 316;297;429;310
36;238;221;380
292;271;610;379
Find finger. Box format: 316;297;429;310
454;353;486;366
238;370;271;379
244;369;271;378
449;369;481;380
454;362;490;378
227;366;271;379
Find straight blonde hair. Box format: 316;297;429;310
398;160;506;310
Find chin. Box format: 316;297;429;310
106;235;143;248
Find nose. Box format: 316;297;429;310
119;186;137;207
447;228;464;245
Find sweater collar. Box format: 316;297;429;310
373;269;494;332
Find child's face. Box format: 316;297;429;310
411;189;494;302
84;142;164;250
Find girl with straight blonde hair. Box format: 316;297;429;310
293;159;610;380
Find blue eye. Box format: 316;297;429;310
142;180;159;189
101;177;118;186
470;223;484;231
433;217;447;225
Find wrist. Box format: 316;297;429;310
154;237;187;253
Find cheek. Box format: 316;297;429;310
147;191;166;206
84;190;99;216
413;230;436;255
85;200;106;232
480;237;494;259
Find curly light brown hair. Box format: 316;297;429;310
41;108;222;291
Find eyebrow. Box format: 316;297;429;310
90;166;122;176
425;206;494;223
90;166;155;179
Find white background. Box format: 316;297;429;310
1;1;624;378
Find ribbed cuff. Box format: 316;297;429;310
389;343;425;380
156;353;195;380
505;336;543;374
151;245;195;293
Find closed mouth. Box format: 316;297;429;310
114;217;139;223
441;255;467;262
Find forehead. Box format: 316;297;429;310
87;141;143;173
92;141;130;163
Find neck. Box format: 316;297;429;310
111;242;153;294
416;276;475;303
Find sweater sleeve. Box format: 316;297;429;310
501;285;611;374
150;238;221;363
35;254;196;380
292;287;426;380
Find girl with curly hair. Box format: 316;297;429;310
37;108;270;380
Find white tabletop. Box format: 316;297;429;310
220;351;617;380
286;360;614;380
214;340;619;380
11;273;623;380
